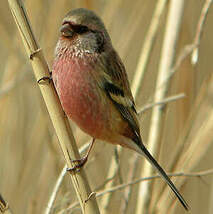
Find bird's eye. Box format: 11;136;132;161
72;25;89;34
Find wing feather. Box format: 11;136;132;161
95;49;141;142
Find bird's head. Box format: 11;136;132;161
55;8;111;57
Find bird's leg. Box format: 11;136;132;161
37;71;52;84
67;138;95;173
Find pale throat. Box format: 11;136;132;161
55;34;100;59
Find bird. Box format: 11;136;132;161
51;8;189;210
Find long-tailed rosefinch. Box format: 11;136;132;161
52;8;188;210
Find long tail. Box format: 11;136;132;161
138;143;189;210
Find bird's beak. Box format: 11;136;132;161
60;23;74;38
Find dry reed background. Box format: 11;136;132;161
0;0;213;213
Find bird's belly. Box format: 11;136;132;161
53;60;108;138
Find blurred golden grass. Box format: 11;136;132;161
0;0;213;214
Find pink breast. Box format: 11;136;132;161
52;58;106;138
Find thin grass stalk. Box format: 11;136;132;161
7;0;100;213
131;0;168;97
138;93;185;114
96;169;213;198
168;76;212;173
99;146;121;213
63;168;213;213
45;165;67;214
158;73;213;204
119;153;139;214
160;114;213;213
157;75;213;213
191;0;213;65
45;142;90;214
136;1;185;213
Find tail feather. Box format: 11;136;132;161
138;143;189;211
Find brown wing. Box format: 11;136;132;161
96;48;142;144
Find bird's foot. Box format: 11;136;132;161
67;156;88;173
